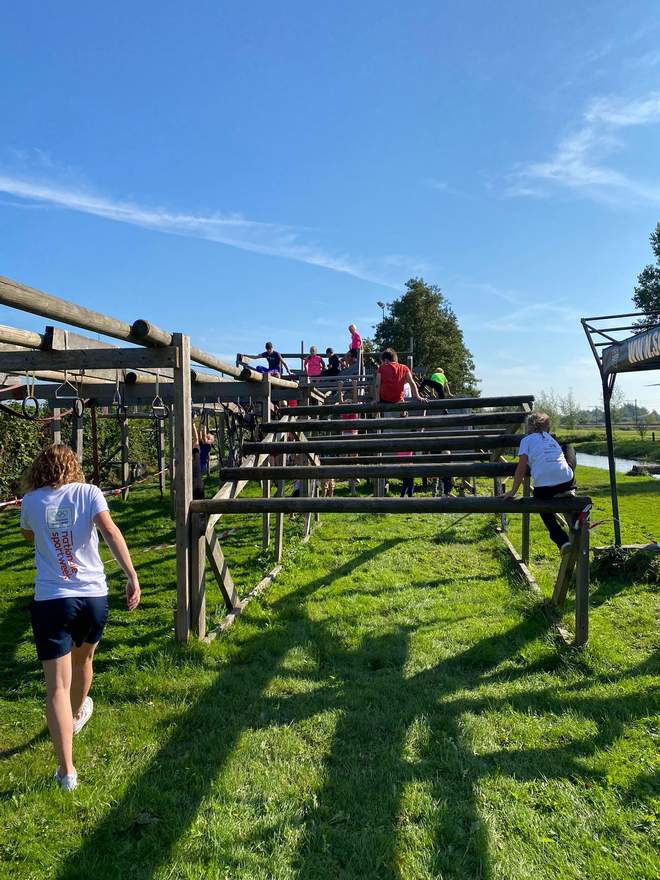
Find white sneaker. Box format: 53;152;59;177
54;768;78;791
73;697;93;735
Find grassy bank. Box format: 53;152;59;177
0;467;658;879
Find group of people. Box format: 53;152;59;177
15;339;576;794
241;324;362;379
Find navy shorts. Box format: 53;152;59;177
31;596;109;661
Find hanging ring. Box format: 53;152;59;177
22;396;39;420
116;403;128;424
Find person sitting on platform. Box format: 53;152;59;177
241;343;291;377
322;347;341;376
502;411;576;553
427;367;452;399
304;346;325;378
375;348;424;404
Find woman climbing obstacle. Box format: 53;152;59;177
20;444;140;791
503;411;577;553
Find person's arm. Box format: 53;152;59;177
502;454;529;499
405;368;424;401
445;381;453;397
94;510;141;609
279;355;291;375
21;529;34;544
192;422;200;449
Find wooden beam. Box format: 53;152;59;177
264;411;526;433
0;346;179;372
574;519;590;646
206;529;240;610
191;495;591;515
242;434;524;455
318;452;492;465
218;462;517;481
190;512;207;639
289;394;535;416
0;324;43;348
173;334;192;642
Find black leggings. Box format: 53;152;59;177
533;478;576;550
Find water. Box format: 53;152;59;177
577;452;660;477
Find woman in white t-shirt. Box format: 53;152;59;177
503;412;576;552
20;444;140;791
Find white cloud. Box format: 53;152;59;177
0;171;401;289
509;91;660;205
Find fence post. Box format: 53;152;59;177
190;511;207;639
173;332;192;642
574;516;590;646
521;475;531;564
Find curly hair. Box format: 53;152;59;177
23;444;86;492
526;411;551;434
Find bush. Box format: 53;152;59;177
592;546;660;584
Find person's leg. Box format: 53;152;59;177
70;641;98;718
534;486;570;549
43;654;75;776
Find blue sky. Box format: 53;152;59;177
1;1;659;408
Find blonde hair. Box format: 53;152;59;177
526;411;551;434
23;444;85;492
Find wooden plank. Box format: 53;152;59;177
218;462;517;481
191;495;591;515
190;512;207;639
0;324;43;348
264;411;526;432
552;539;579;606
574;520;590;646
242;434;524;455
274;447;285;563
173;333;192;642
206;529;239;610
521;475;531;565
51;406;61;444
318;452;492;464
0;346;179;372
290;394;535;416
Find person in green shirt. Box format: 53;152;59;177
427;367;452;399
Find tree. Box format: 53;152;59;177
609;386;627;426
559;388;581;429
534;389;561;432
373;278;478;395
633;223;660;329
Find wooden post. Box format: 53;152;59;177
173;333;192;642
157;418;166;498
574;517;590;646
521;475;531;564
71;411;84;463
274;439;285;563
120;419;130;501
190;511;207;639
90;405;101;485
51;406;61;444
262;375;271;549
168;407;176;516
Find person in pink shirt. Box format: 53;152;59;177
304;346;325;377
346;324;362;366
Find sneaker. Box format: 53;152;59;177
73;697;93;735
54;768;78;792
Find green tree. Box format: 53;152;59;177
633;223;660;329
373;278;478;395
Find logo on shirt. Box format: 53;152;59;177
46;506;74;529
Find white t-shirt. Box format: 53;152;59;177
519;432;573;488
20;482;109;601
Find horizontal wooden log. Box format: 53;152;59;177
264;411;525;433
0;346;179;372
0;324;43;348
191;495;591;515
242;434;523;455
299;429;510;442
288;394;534;416
28;379;293;405
219;462;517;480
318;452;493;464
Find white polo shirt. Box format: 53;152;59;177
518;432;573;488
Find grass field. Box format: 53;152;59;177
0;466;658;880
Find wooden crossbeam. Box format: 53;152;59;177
0;346;179;372
206;530;239;610
242;434;523;455
265;411;526;433
318;452;493;464
218;462;517;481
288;394;534;416
191;495;590;515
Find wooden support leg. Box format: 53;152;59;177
190;512;207;639
274;450;285;563
120;420;130;501
51;406;61;444
521;475;531;564
574;517;590;647
262;476;271;549
206;529;239;610
173;333;192;643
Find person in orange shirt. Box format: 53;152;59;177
374;348;424;403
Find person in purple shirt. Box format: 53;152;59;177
258;342;291;376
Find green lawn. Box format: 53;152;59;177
0;467;658;880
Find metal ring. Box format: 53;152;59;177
152;402;169;421
73;398;85;418
116;403;128;424
21;396;39;420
